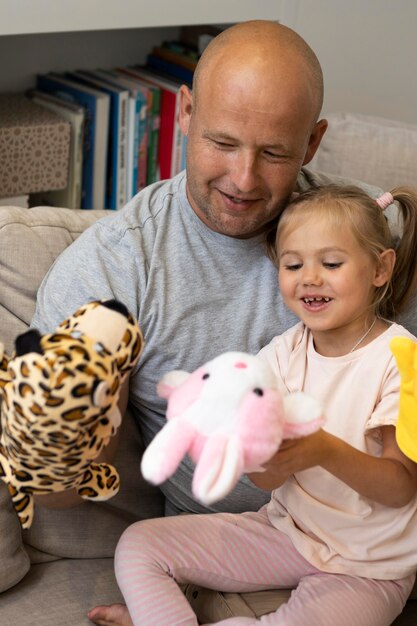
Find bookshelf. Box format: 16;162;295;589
0;2;284;206
0;2;282;92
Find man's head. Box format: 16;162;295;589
179;20;328;239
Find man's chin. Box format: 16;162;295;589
209;215;269;239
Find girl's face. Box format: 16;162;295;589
277;216;383;338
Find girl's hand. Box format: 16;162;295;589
248;429;331;490
250;425;417;508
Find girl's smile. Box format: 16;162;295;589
277;216;390;355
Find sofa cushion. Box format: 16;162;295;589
0;205;108;353
310;112;417;190
0;558;123;625
0;482;30;592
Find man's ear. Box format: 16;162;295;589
373;249;396;287
179;85;193;136
302;118;328;165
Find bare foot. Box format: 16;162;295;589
87;603;133;626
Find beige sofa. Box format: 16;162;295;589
0;112;417;625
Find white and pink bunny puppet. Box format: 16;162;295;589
141;351;324;505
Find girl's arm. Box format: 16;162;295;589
249;425;417;508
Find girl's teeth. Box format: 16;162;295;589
303;297;330;303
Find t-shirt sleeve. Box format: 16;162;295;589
31;220;143;334
364;355;401;436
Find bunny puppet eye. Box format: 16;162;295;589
253;388;264;396
202;373;210;380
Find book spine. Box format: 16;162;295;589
117;92;128;208
136;93;148;192
170;90;184;178
36;74;95;209
147;89;160;185
156;87;176;181
125;97;136;200
146;54;194;85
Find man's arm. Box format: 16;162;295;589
34;378;129;509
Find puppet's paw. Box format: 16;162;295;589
141;444;174;485
77;462;120;501
283;392;325;438
141;419;194;485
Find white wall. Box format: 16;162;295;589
282;0;417;125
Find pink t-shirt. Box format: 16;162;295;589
258;322;417;580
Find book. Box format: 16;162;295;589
92;69;149;198
36;72;109;210
29;89;85;209
146;53;195;85
118;67;161;186
151;43;199;71
125;67;185;181
67;70;129;210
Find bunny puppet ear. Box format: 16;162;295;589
192;433;244;505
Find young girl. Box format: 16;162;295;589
89;185;417;626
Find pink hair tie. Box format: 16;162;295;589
376;192;394;210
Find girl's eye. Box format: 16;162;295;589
285;264;302;271
323;262;343;269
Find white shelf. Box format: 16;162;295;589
0;2;284;94
0;1;281;36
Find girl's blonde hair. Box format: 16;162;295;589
266;184;417;319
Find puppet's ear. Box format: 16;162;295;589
390;336;416;382
156;370;190;399
15;329;43;356
192;434;244;506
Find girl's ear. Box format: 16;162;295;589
373;249;396;287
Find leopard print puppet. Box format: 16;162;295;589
0;300;143;528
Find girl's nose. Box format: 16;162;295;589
302;267;323;286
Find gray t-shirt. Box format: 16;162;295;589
33;168;415;514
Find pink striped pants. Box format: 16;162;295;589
115;506;414;626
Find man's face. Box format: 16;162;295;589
179;69;324;239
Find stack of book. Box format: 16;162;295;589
31;39;200;210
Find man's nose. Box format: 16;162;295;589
229;151;258;192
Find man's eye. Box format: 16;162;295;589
214;140;233;148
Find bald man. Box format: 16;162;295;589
33;20;334;624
